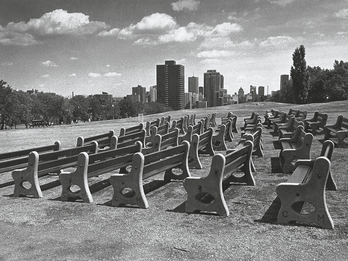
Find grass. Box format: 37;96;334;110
0;100;348;261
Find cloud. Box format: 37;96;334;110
118;13;177;39
259;35;296;47
104;72;121;77
335;9;348;19
97;28;120;37
70;57;78;60
69;73;77;77
172;0;200;11
197;50;235;58
0;9;108;46
199;59;221;65
41;74;50;78
210;22;242;37
1;62;13;66
42;60;58;67
267;0;296;6
88;72;102;78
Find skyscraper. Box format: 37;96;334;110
132;85;146;103
204;70;225;107
156;60;185;110
188;76;199;94
280;74;289;90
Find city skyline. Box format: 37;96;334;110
1;0;348;97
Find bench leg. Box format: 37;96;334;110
110;153;148;209
184;154;229;216
59;153;93;203
336;133;348;148
12;152;43;198
188;140;203;169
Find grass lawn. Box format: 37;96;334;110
0;100;348;261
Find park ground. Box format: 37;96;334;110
0;101;348;261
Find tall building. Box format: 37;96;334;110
132;85;146;103
204;70;225;107
238;87;244;103
156;60;185;110
188;76;199;94
250;85;257;102
149;86;157;102
280;74;289;90
258;86;265;96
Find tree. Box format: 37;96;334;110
290;45;309;104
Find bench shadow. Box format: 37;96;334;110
271;157;282;173
101;179;170;207
0;180;15;189
272;140;281;150
269;131;279;137
255;196;281;224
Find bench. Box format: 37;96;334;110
119;123;144;136
76;130;115;147
243;112;260;129
29;120;49;128
279;126;314;173
278;117;304;139
183;140;255;216
212;119;233;151
170;116;187;134
295;110;307;121
117;129;146;149
145;118;160;136
324;115;348;148
59;141;143;203
0;142;61;174
187;114;196;126
221;112;238;133
276;140;336;229
11;142;99;197
143;128;179;155
273;113;292;134
304;111;328;135
263;109;279;126
159;115;171;126
109;140;191;208
145;122;170;145
189;127;215;169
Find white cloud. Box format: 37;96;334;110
69;73;77;77
267;0;296;7
172;0;200;11
158;26;197;43
42;60;58;67
259;36;296;47
210;22;242;37
104;72;121;77
199;59;221;65
197;50;235;58
88;72;102;78
41;74;50;78
70;57;78;60
335;9;348;19
0;9;107;46
97;28;120;37
1;62;13;66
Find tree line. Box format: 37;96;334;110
272;45;348;104
0;81;171;130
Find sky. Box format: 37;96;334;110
1;0;348;98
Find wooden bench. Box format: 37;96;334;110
212;119;233;151
117;129;146;149
189;127;215;169
159;115;171;126
295;110;307;121
221;112;238;133
59;141;143;203
304;111;328;135
76;130;115;147
276;140;336;229
187;114;196;126
109;140;191;208
324;115;348;148
263;109;279;126
11;142;99;198
243;112;260;129
0;142;61;174
143;128;180;155
145;118;160;136
278;117;304;139
279;126;314;173
145;122;170;145
29;120;49;128
119;123;144;136
273;113;292;134
170;116;187;134
183;140;255;216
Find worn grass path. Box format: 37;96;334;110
0;101;348;261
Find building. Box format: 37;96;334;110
156;60;185;110
94;92;112;104
203;70;225;107
258;86;265;100
149;86;157;102
250;85;257;102
132;85;146;103
184;92;192;109
280;74;289;90
238;87;244;103
188;76;199;94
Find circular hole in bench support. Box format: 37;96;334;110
195;192;215;204
121;188;136;198
21;181;32;190
69;185;81;194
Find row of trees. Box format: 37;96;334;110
272;45;348;104
0;80;171;130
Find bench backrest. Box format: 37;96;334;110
76;130;115;147
340;116;348;129
119;123;144;137
117;129;146;149
145;118;160;135
192;127;214;151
